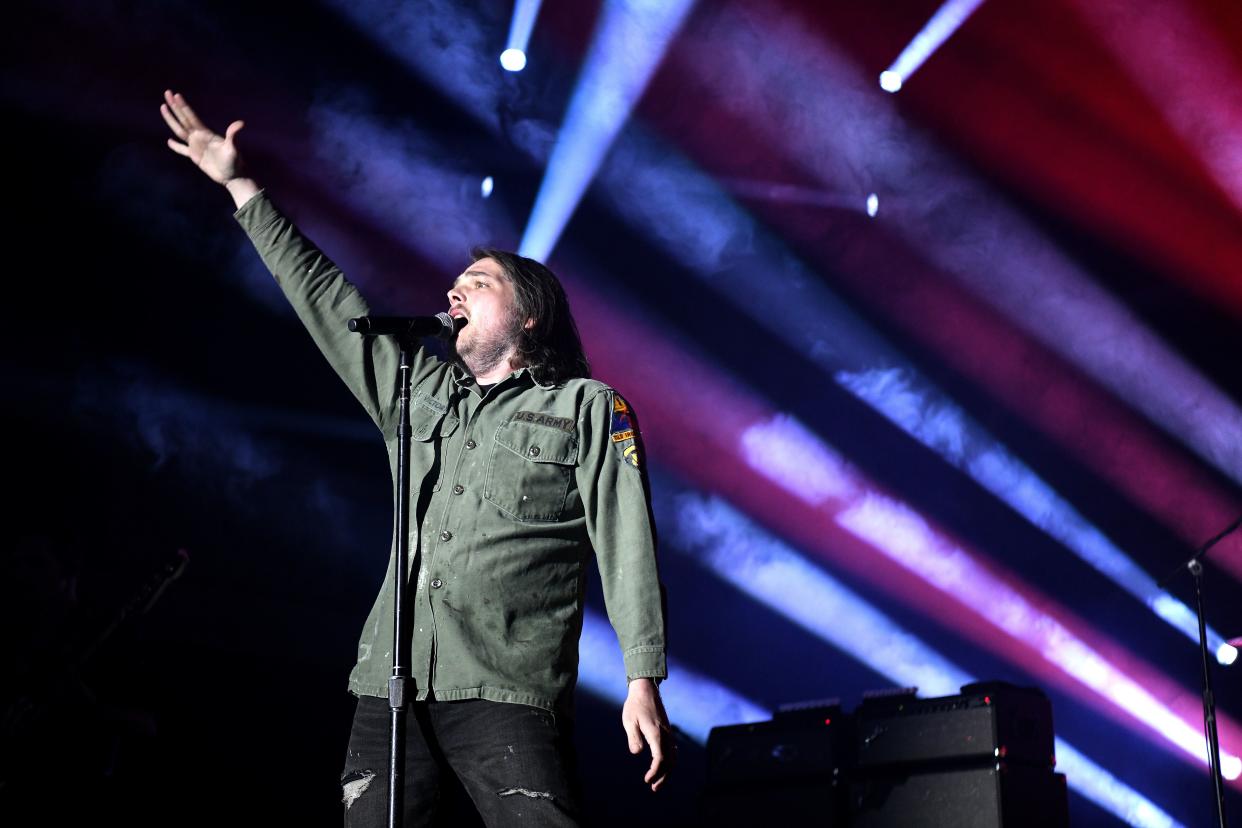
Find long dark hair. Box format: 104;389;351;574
471;247;591;385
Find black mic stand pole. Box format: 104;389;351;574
343;327;417;828
349;313;456;828
376;333;417;828
1172;513;1242;828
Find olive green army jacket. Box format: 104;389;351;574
236;192;667;712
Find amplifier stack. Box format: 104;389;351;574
704;682;1068;827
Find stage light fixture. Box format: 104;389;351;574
881;0;986;91
501;0;543;74
500;48;527;72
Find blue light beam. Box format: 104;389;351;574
519;0;697;260
673;491;970;696
835;367;1238;665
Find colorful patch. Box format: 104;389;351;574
611;395;634;433
610;394;642;468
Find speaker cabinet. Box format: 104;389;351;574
849;764;1068;828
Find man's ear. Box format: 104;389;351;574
524;317;536;331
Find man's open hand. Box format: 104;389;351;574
161;90;246;185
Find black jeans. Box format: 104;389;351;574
341;695;583;827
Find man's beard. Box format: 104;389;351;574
450;309;523;378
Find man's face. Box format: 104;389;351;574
447;257;523;376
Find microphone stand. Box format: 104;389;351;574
386;333;417;828
349;312;457;828
1171;513;1242;828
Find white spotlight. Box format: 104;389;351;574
500;48;527;72
481;176;494;198
882;0;986;92
1218;642;1238;666
1224;754;1242;781
866;193;880;217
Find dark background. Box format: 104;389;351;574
4;0;1242;825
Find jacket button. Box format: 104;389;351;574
430;578;444;589
440;530;453;542
528;445;541;457
452;484;465;495
465;439;477;449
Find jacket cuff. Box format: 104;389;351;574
232;188;275;230
623;646;667;681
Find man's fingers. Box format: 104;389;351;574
224;120;245;143
646;734;664;769
163;90;193;129
645;755;669;791
650;770;669;792
171;91;206;131
623;716;643;754
623;699;675;791
159;102;187;140
641;721;666;786
166;138;190;158
644;752;663;783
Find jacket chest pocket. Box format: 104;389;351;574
411;396;459;492
484;421;578;522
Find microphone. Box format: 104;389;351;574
347;312;463;339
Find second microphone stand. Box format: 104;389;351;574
1173;513;1242;828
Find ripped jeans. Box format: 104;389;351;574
341;694;583;827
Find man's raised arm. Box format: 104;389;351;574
158;89;441;432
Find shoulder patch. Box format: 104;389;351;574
610;394;642;468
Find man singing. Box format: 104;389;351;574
160;90;671;826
